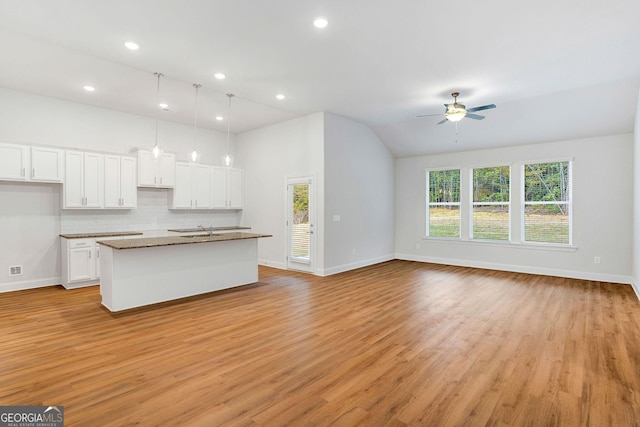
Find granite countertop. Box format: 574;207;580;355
167;226;251;233
60;231;144;239
97;232;272;250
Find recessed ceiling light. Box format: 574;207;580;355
276;94;286;100
215;116;224;121
214;73;226;80
83;85;95;92
124;41;139;50
313;17;328;29
159;103;169;110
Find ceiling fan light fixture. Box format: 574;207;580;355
446;104;467;122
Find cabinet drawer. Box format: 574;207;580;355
69;238;96;249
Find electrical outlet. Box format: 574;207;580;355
352;248;356;254
10;265;22;276
594;256;601;264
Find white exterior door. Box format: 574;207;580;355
286;175;315;273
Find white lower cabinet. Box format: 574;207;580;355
171;162;212;209
61;238;99;288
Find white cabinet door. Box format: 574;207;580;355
30;147;63;182
0;143;29;181
119;156;137;208
211;166;228;208
211;167;243;209
104;155;122;208
64;151;103;208
137;150;156;187
159;153;176;187
137;150;175;188
228;168;243;209
83;152;103;208
69;247;96;282
193;164;212;209
104;155;136;208
64;151;84;208
172;162;193;208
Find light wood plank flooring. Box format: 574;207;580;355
1;260;640;426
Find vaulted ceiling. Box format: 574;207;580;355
1;0;639;157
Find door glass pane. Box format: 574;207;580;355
290;183;310;261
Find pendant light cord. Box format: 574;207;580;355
226;93;234;155
154;72;163;147
193;84;201;150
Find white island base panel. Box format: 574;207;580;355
99;239;258;312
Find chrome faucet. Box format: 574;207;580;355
197;224;215;237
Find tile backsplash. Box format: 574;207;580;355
61;188;241;233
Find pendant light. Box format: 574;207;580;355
151;72;165;160
190;83;202;164
222;93;234;168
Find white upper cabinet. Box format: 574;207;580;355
212;167;243;209
104;155;137;209
171;162;212;209
64;151;104;209
137;150;176;188
30;147;64;182
0;143;28;181
0;143;63;182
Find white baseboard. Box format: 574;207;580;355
318;254;395;277
631;277;640;301
258;259;286;270
0;277;62;293
395;253;633;285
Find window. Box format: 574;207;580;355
472;166;510;240
523;161;571;244
427;169;460;238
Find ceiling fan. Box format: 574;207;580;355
418;92;496;124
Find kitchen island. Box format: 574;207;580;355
97;232;271;312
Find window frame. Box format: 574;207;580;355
520;159;573;246
426;167;462;239
470;164;511;242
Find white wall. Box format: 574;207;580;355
395;134;634;283
323;113;395;275
633;90;640;296
0;87;233;162
0;182;62;291
0;88;241;292
236;113;325;271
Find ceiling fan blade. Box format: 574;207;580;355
466;104;496;113
416;113;443;118
436;118;448;125
466;113;485;120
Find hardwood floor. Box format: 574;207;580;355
1;260;639;426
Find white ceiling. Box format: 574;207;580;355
1;0;639;157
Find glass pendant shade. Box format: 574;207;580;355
222;154;234;167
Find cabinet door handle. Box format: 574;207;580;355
89;251;91;259
195;200;197;207
32;168;35;178
154;177;157;184
21;168;25;177
160;177;163;185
